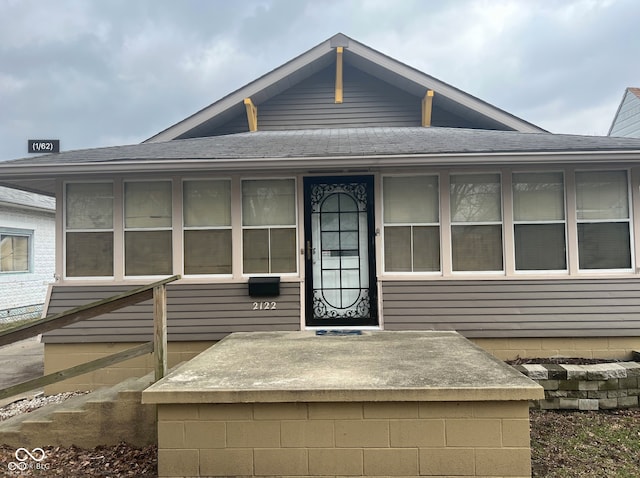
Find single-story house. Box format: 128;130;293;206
0;186;55;323
609;87;640;138
3;33;640;391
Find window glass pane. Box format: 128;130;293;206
450;174;501;222
513;172;565;221
270;228;296;273
384;226;411;272
184;230;231;275
125;182;172;228
452;225;503;271
413;226;440;272
183;180;231;227
578;222;631;269
243;229;269;273
576;171;629;220
66;183;113;229
66;232;113;277
515;224;566;270
242;179;295;226
383;176;439;223
1;235;29;272
125;231;172;275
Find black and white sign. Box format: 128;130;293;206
28;140;60;154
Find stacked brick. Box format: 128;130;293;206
513;362;640;410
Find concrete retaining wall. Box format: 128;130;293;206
514;361;640;410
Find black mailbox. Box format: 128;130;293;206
248;276;280;297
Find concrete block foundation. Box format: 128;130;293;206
144;331;543;477
156;400;532;477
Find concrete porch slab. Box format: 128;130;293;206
143;331;543;404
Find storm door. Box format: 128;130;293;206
304;176;378;326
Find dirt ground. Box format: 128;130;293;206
1;409;639;477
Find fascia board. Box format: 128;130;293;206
145;41;335;143
345;42;544;134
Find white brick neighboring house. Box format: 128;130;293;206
0;186;55;323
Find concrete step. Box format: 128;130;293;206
0;372;157;448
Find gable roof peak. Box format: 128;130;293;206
329;32;351;48
144;33;545;143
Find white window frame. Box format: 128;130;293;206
240;177;299;276
123;179;174;279
182;178;233;277
0;227;33;274
63;180;115;280
512;170;568;274
449;172;504;274
575;169;634;273
381;173;441;274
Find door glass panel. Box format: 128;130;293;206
321;231;339;251
321;213;339;231
307;181;374;322
340;212;358;230
340;231;358;250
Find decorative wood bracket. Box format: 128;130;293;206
335;46;343;104
244;97;258;132
422;90;435;127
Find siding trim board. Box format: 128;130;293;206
382;279;640;338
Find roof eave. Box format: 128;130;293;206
0;200;55;213
2;149;640;181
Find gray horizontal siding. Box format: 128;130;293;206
44;282;301;343
256;65;421;130
382;279;640;338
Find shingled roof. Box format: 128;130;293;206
5;127;640;166
2;127;640;196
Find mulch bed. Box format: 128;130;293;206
0;442;156;477
530;408;640;477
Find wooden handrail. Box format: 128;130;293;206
0;275;179;400
0;275;180;347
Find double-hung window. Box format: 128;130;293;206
576;170;631;270
183;179;232;275
242;179;297;274
450;173;503;272
0;229;31;273
383;175;440;272
124;181;173;276
65;183;114;277
513;172;567;271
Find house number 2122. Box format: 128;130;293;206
252;301;277;310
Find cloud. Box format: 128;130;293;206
1;0;640;160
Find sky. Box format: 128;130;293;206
1;0;639;161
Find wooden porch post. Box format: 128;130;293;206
154;284;168;381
